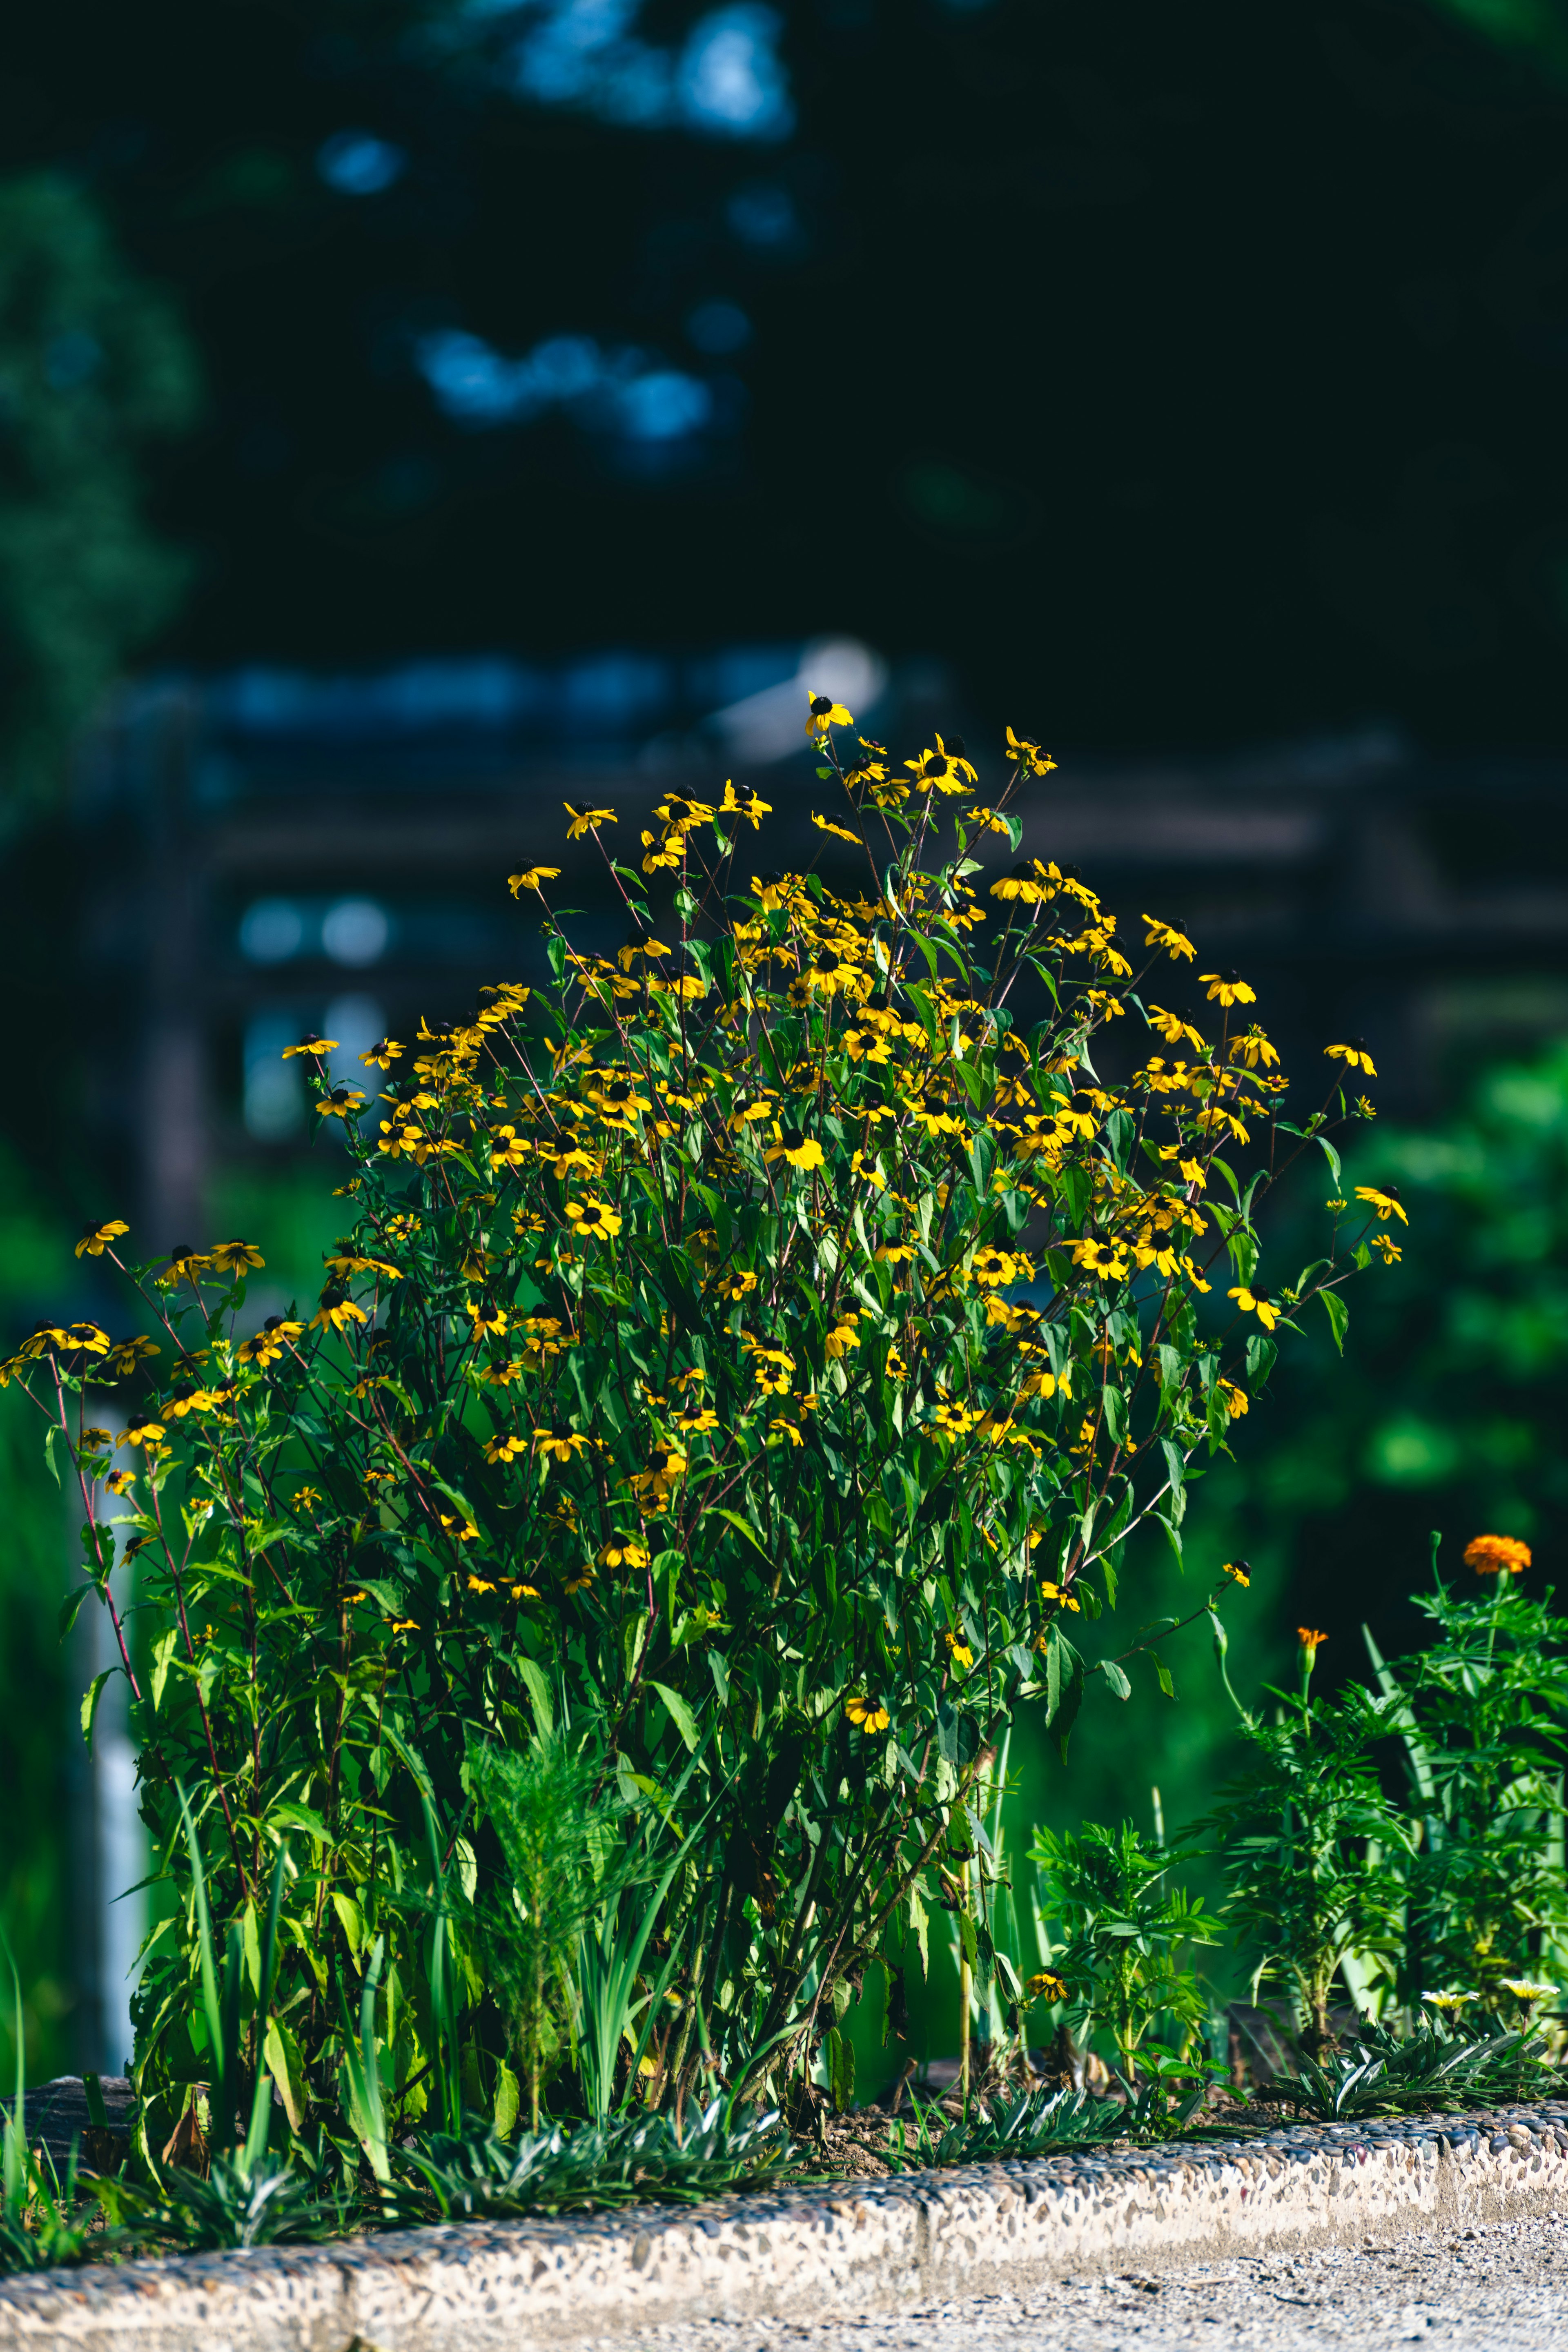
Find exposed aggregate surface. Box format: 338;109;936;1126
607;2212;1568;2352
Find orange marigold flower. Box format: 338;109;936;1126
1463;1532;1532;1577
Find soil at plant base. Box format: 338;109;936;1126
605;2214;1568;2351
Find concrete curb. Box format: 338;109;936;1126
4;2101;1568;2350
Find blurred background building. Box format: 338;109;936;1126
10;0;1568;2069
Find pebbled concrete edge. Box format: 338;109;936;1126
3;2125;1568;2352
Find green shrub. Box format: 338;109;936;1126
16;713;1382;2156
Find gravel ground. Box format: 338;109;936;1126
606;2213;1568;2350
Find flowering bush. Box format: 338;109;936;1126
24;708;1390;2154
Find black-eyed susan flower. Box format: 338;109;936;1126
312;1294;370;1335
1354;1184;1407;1226
944;1630;975;1670
360;1038;404;1069
1004;726;1056;777
508;866;562;896
1216;1380;1249;1420
103;1468;136;1497
118;1419;167;1448
210;1238;265;1274
805;691;852;735
564;802;616;838
904;735;976;794
76;1220;129;1259
1326;1038;1376;1077
466;1574;497;1595
105;1335;161;1376
970;1247;1020;1288
439;1511;480;1542
769;1416;804;1447
1463;1532;1531;1576
675;1406;721;1433
317;1087;365;1120
844;1692;891;1732
1025;1969;1069;2002
533;1425;589;1464
1221;1558;1251;1586
566;1197;623;1240
766;1127;824;1172
282;1034;338;1061
991;858;1056;904
598;1536;650;1571
1201;970;1256;1007
811;813;862;846
237;1316;304;1366
1039;1580;1080;1612
1227;1283;1278;1331
1143;913;1196;961
485;1432;528;1463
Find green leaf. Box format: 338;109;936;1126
43;1425;69;1491
826;2023;856;2113
493;2058;521;2139
1154;1657;1176;1701
517;1655;555;1737
269;1800;333;1841
263;2016;309;2133
149;1626;179;1713
1317;1135;1343;1189
650;1679;699;1753
58;1585;93;1642
330;1891;367;1962
1099;1659;1132;1701
80;1668;112;1751
1321;1289;1349;1354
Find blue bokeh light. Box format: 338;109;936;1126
500;0;791;141
686;298;752;354
316;130;408;195
414;324;717;446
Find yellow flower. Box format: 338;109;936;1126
875;1243;915;1265
360;1038;404;1069
805;692;852;735
1201;970;1256;1007
844;1692;891;1732
485;1432;529;1463
765;1128;824;1172
1355;1185;1407;1226
1216;1379;1249;1419
312;1295;370;1334
944;1630;974;1670
1297;1626;1329;1655
675;1407;721;1433
209;1238;265;1274
1221;1558;1251;1586
712;1268;758;1302
904;735;977;794
929;1401;977;1438
566;1197;623;1240
564;802;616;838
1463;1532;1531;1577
390;1618;420;1634
466;1575;497;1595
294;1486;323;1511
1326;1039;1376;1077
282;1034;339;1060
103;1468;136;1497
812;813;862;846
970;1247;1019;1287
1004;727;1056;777
508;866;562;896
598;1536;650;1571
466;1301;509;1338
237;1317;305;1366
748;1345;795;1396
316;1087;365;1120
990;858;1056;905
823;1315;860;1359
76;1220;129;1259
964;805;1012;834
1025;1969;1069;2002
1227;1284;1278;1331
118;1419;167;1448
440;1513;480;1543
1370;1233;1402;1264
1039;1581;1080;1612
769;1416;804;1447
1500;1979;1556;2004
533;1426;590;1463
1146;1004;1207;1053
1143;915;1196;962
